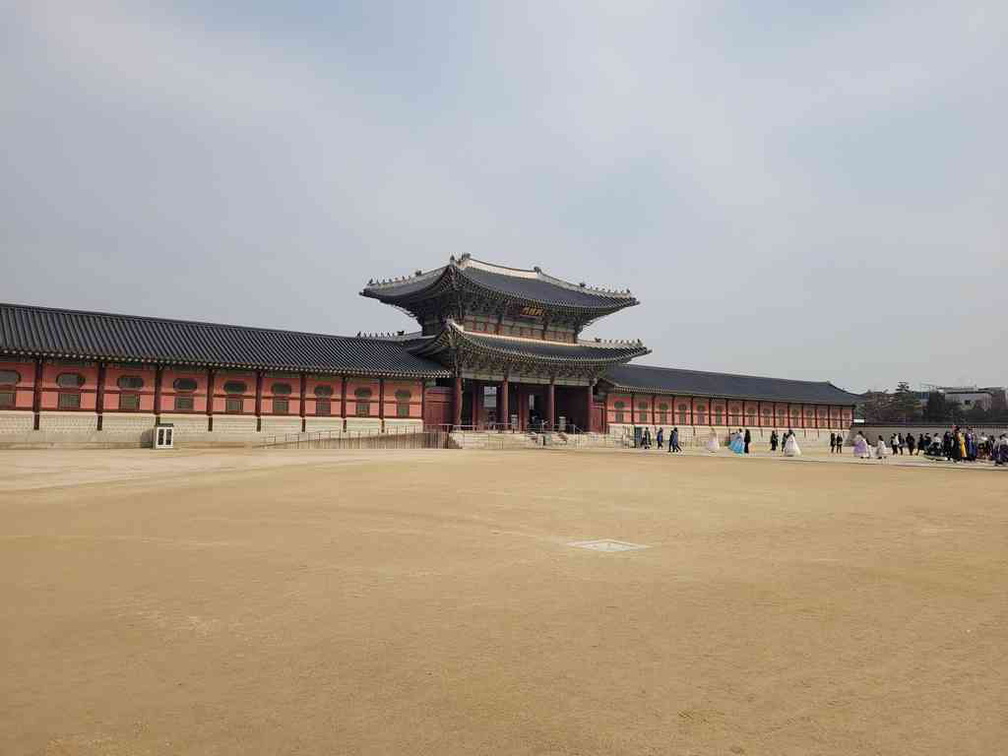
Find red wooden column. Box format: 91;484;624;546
254;370;263;432
420;381;427;428
471;379;481;428
153;365;163;422
452;374;463;429
630;393;636;425
95;361;106;431
340;376;348;432
206;368;215;432
299;372;307;433
584;383;593;433
379;377;385;432
545;378;555;430
499;375;509;430
32;358;43;430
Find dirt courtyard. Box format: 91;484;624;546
1;448;1004;755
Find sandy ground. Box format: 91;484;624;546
1;448;1004;755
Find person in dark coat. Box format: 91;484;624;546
743;428;751;454
829;432;836;453
770;430;778;452
906;433;916;455
669;426;681;453
656;427;664;450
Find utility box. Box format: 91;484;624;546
154;423;175;450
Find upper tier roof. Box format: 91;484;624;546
361;254;638;313
603;363;861;404
0;302;449;377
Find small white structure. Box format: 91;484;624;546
154;423;174;450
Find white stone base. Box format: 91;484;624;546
100;413;157;446
38;411;99;435
0;411;38;447
260;416;303;434
383;418;423;432
304;417;344;433
344;417;383;433
210;414;258;435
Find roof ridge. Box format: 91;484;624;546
460;254;633;298
0;301;381;344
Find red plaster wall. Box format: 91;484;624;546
305;376;342;417
775;403;789;427
263;374;299;416
41;361;98;411
211;371;256;414
345;378;381;417
759;402;774;428
635;395;653;426
383;380;423;419
654;396;673;425
710;399;726;426
744;402;760;427
104;364;157;413
607;393;632;424
728;401;744;427
674;397;692;425
693;398;709;426
0;359;37;410
161;368;208;413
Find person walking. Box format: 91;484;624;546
917;433;925;455
770;430;778;452
671;426;681;453
743;428;751;454
656;427;664;450
829;432;836;453
907;433;916;455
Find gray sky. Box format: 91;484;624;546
2;2;1005;392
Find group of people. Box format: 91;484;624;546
767;429;801;456
849;426;1008;465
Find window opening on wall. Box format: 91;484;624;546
314;385;333;416
223;380;246;413
117;375;143;411
394;389;411;418
677;403;688;424
354;387;372;417
272;382;292;415
173;377;197;411
56;372;85;410
695;404;706;425
657;402;669;424
613;401;626;423
0;370;19;408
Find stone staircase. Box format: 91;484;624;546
448;431;543;449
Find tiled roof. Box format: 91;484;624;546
362;255;638;311
603;363;860;404
0;302;450;377
411;321;649;365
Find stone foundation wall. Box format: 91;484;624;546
0;409;408;448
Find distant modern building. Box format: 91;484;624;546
0;255;859;446
937;386;1003;412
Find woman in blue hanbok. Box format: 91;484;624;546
730;430;745;454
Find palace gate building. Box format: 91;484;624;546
0;255;857;446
